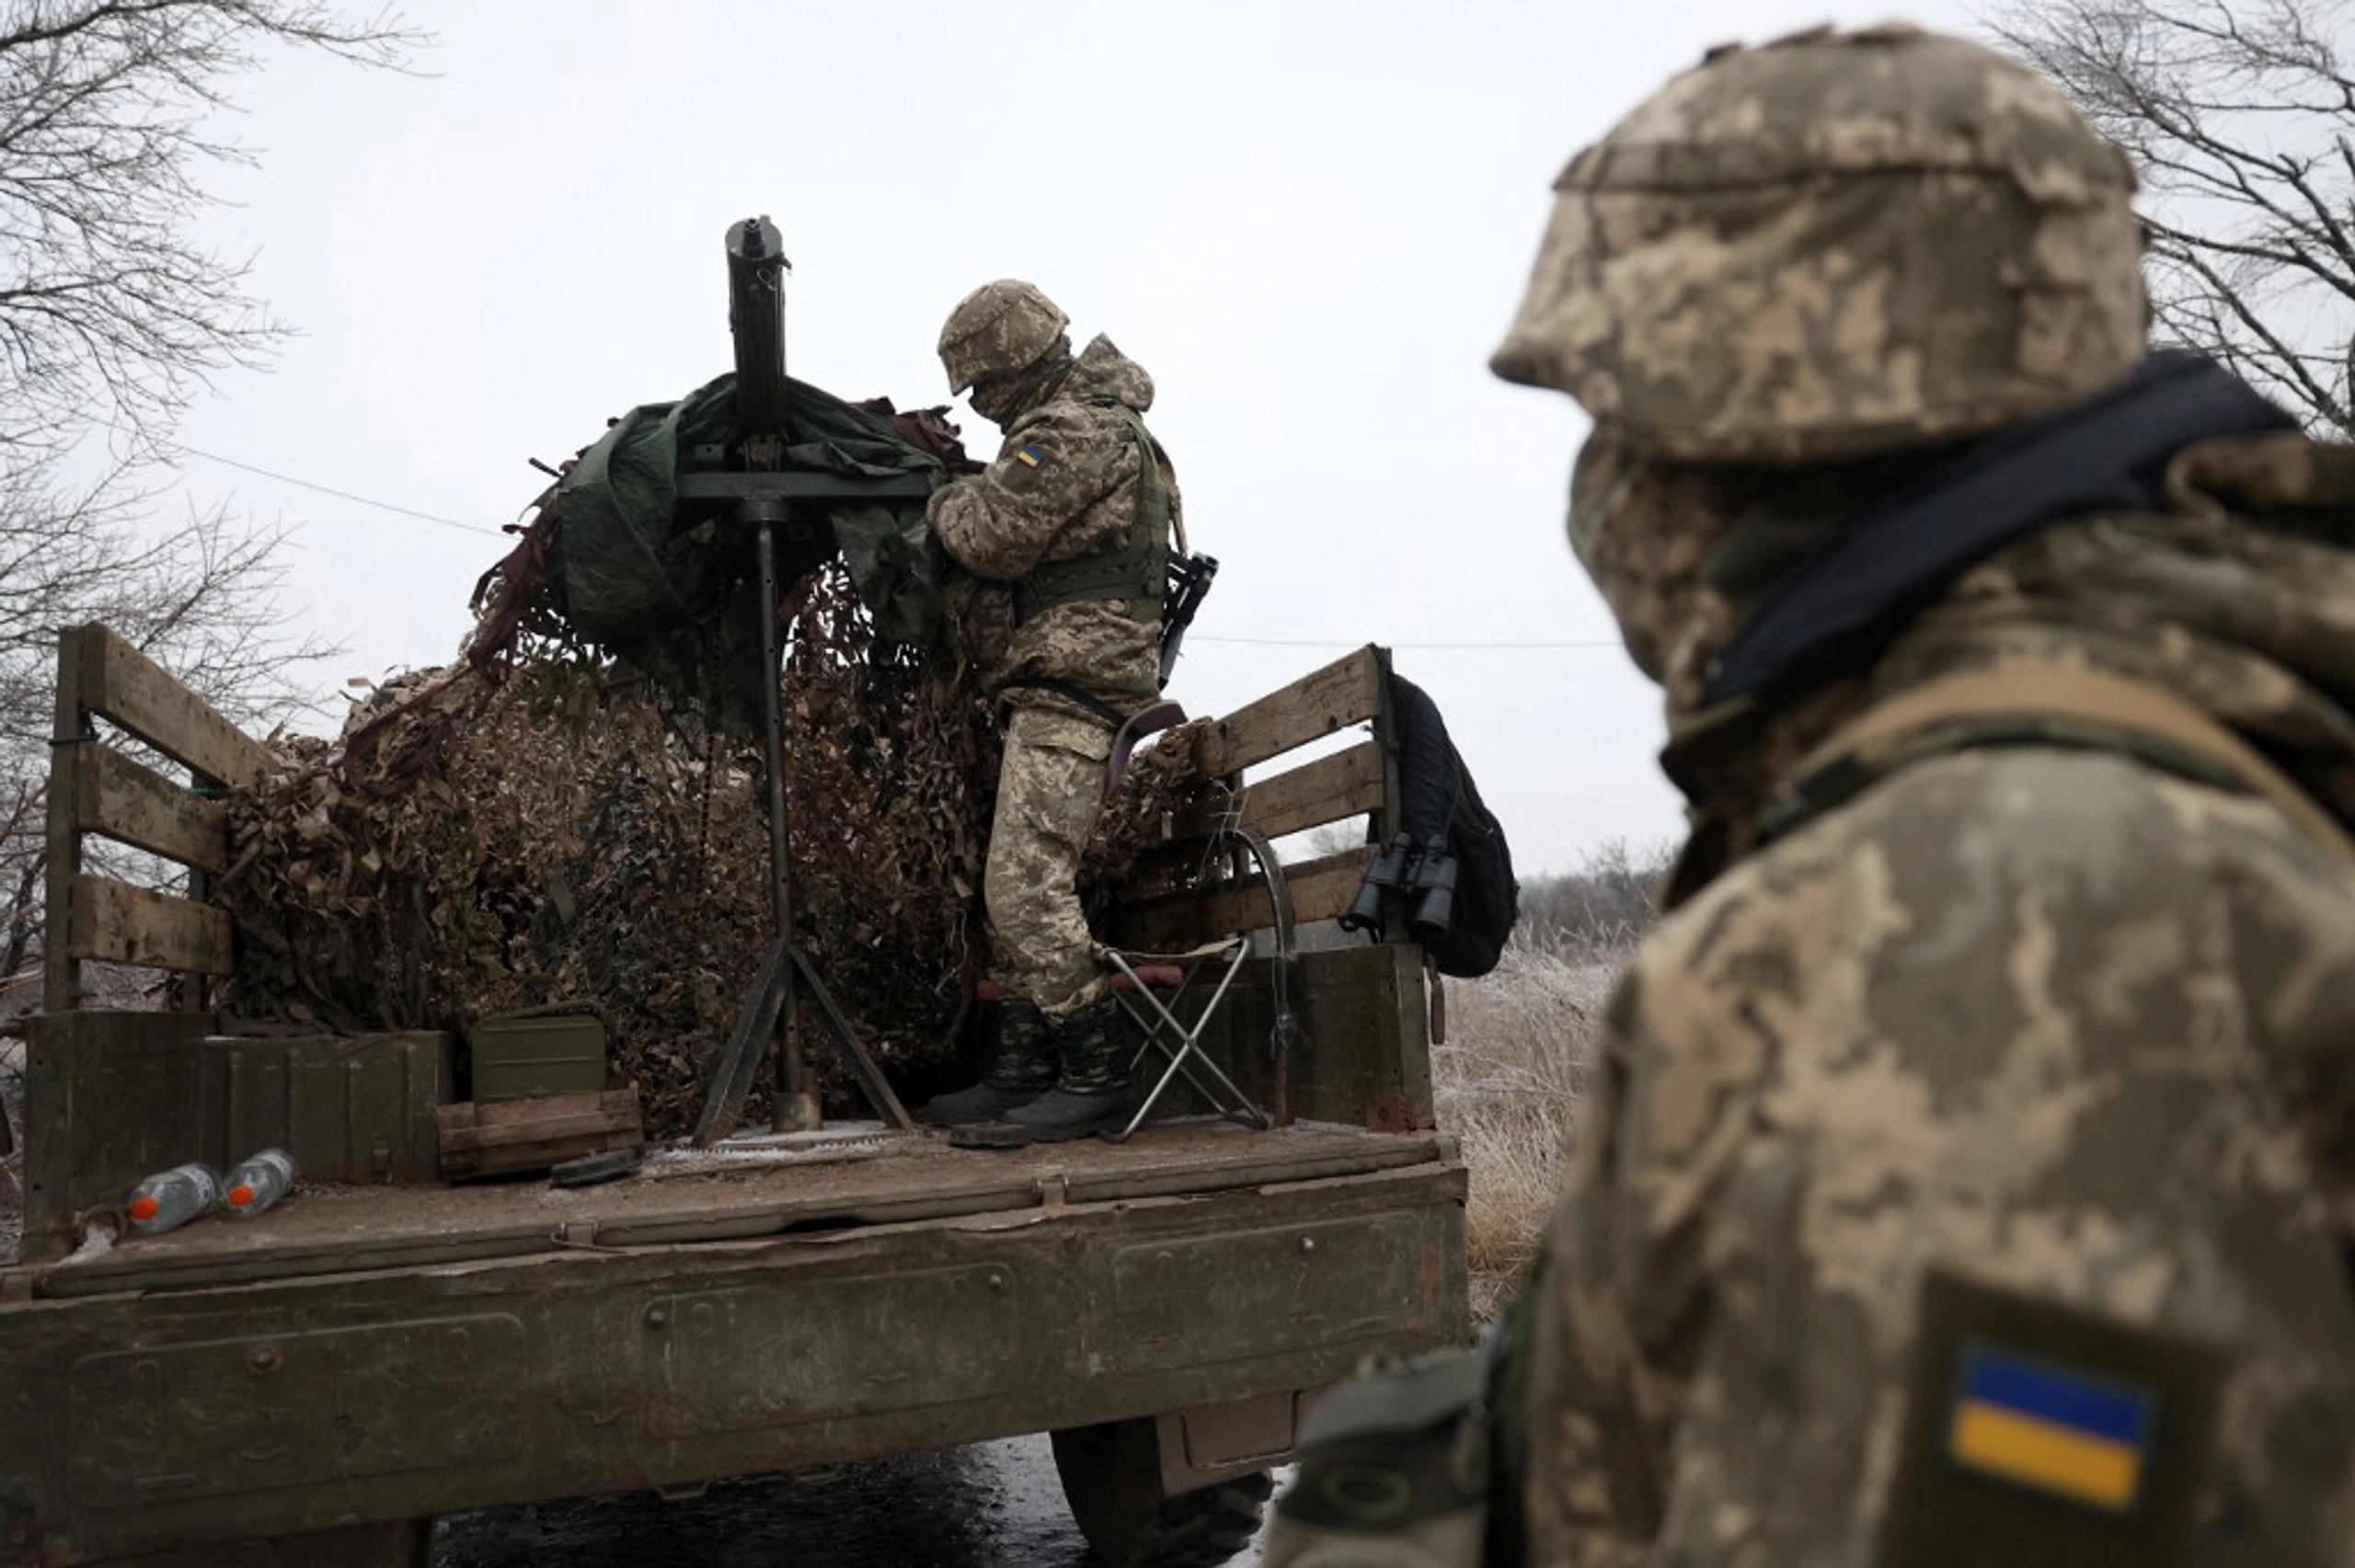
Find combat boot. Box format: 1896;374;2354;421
1001;998;1139;1142
916;998;1056;1125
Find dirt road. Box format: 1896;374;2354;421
433;1436;1278;1567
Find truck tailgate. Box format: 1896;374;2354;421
0;1123;1465;1565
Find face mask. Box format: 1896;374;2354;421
1571;433;1936;712
963;338;1074;428
1568;435;1727;685
968;375;1025;426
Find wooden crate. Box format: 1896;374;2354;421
435;1088;644;1181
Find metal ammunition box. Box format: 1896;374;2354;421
202;1031;453;1185
467;1013;609;1103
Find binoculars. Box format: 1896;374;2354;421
1339;832;1458;942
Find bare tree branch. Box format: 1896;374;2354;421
1992;0;2355;437
0;1;422;450
2177;239;2352;423
0;0;417;1005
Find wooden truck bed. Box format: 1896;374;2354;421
4;629;1467;1567
23;1119;1449;1299
1;1121;1464;1567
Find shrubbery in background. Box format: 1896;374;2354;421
1433;838;1673;1320
1512;837;1671;963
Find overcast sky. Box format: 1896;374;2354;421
166;0;1982;878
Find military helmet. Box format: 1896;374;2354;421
938;279;1071;395
1491;24;2147;464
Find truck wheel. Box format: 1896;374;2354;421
1051;1418;1272;1567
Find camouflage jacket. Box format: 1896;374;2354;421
1502;436;2355;1565
928;334;1170;720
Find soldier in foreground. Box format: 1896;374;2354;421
1269;24;2355;1566
914;280;1180;1142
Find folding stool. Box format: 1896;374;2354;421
1097;824;1298;1143
1100;938;1268;1142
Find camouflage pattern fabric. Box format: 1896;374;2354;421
1501;738;2355;1564
1373;21;2355;1563
1564;434;1888;897
966;341;1074;429
983;704;1113;1021
930;329;1172;1020
1490;25;2145;464
1568;433;2355;883
928;332;1166;721
938;278;1070;394
1483;428;2355;1562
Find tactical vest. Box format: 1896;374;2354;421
1011;400;1174;625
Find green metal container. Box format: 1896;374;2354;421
468;1013;609;1103
205;1030;454;1183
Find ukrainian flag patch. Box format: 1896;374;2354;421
1947;1345;2154;1513
1014;444;1044;468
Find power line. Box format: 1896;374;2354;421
171;443;507;536
158;445;1626;652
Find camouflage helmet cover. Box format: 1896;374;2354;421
1491;25;2147;463
938;279;1071;395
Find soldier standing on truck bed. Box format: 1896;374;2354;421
1267;23;2355;1566
914;279;1181;1144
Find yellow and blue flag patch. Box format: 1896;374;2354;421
1947;1345;2154;1513
1881;1270;2220;1563
1014;444;1044;469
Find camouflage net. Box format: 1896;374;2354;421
212;557;1218;1138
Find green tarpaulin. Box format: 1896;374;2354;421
548;372;948;727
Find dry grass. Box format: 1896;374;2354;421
1432;938;1630;1322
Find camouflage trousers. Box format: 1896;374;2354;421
984;703;1112;1021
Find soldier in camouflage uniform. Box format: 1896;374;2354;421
914;280;1179;1142
1269;24;2355;1567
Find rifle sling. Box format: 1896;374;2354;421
1767;659;2355;868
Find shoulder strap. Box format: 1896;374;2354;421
1096;399;1182;545
1705;351;2295;705
1770;659;2355;867
1014;401;1175;624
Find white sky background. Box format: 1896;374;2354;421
167;0;1979;878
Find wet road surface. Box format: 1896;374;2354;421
431;1436;1277;1567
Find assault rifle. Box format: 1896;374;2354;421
1159;550;1218;689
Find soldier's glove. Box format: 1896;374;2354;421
1260;1336;1498;1568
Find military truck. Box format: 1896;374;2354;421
0;625;1470;1567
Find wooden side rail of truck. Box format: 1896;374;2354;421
1;625;1469;1568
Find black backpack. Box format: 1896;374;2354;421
1340;673;1520;979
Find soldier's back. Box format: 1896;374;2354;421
1515;739;2355;1565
